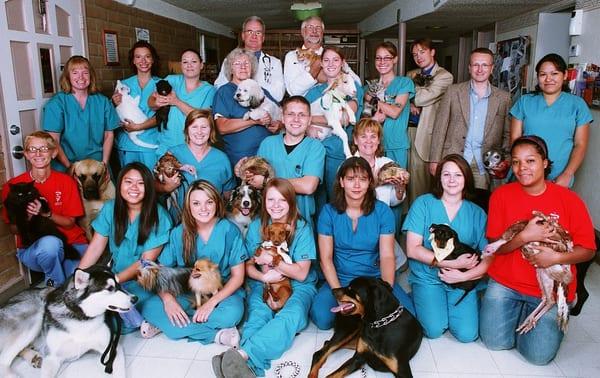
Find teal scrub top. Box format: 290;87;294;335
317;201;394;286
159;219;248;283
510;92;593;181
158;75;216;153
115;75;160;152
257;134;325;223
245;218;317;289
381;76;415;151
91;200;172;274
42;92;120;171
402;193;487;284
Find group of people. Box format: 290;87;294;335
1;13;597;378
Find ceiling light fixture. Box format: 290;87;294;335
291;2;322;21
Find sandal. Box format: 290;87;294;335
140;320;161;339
215;327;240;348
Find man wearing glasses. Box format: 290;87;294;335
215;16;284;102
283;16;359;96
429;47;511;210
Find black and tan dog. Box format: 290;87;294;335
309;277;422;378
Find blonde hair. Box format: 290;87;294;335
24;131;56;150
352;118;384;157
184;109;218;145
59;55;98;93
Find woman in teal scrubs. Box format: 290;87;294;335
403;154;489;342
510;53;593;187
112;41;161;169
367;41;415;168
42;55;119;172
78;162;172;335
142;180;247;345
149;49;216;154
212;178;317;378
310;157;414;330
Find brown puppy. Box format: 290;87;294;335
255;223;293;311
188;259;223;308
68;159;116;240
153;152;183;184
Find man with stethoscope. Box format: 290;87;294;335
214;16;285;102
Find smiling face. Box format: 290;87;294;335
69;64;91;92
411;44;435;70
283;101;310;139
374;47;397;76
468;52;493;84
340;168;370;203
133;47;153;75
440;161;465;197
321;49;344;79
189;189;217;226
265;187;290;223
186;117;211;147
354;128;381;158
180;51;203;79
537;61;567;96
301;19;323;46
511;144;548;189
231;54;252;82
120;169;145;207
24;137;56;169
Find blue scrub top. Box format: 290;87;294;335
91;200;172;274
510;92;593;181
212;82;273;166
158;75;215;153
159;218;248;283
245;218;317;289
115;75;160;152
381;76;415;151
317;201;394;286
402;193;487;284
169;144;235;193
257;134;325;222
42;92;120;171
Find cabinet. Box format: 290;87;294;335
263;29;360;74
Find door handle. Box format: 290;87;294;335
12;145;24;159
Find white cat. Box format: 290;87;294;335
114;80;158;149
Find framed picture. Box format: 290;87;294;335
492;36;530;100
102;30;119;66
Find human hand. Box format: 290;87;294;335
429;162;438;176
192;299;216;323
410;103;420;116
258;114;272;127
163;295;190;327
26;199;46;219
262;269;285;283
306;125;322;139
438;268;469;284
112;92;122;106
519;215;556;244
179;164;197;177
525;245;560;269
161;173;181;192
266;119;283;133
371;109;386;123
121;119;142;132
444;253;479;270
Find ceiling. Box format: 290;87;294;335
162;0;567;42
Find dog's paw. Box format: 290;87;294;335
242;112;252;121
30;354;43;369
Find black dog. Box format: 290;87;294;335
429;224;481;305
155;79;172;131
3;182;79;259
309;277;422;378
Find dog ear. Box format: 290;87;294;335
249;94;264;109
67;161;78;177
74;269;91;290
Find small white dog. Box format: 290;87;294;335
114;80;158;149
234;79;282;122
310;73;357;158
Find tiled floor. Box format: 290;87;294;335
11;263;600;378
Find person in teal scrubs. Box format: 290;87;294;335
158;109;235;223
310;157;414;330
510;53;593;187
305;47;364;202
149;49;216;154
403;154;490;342
112;41;161;169
212;178;317;378
367;42;415;168
142;180;247;345
78;162;172;336
42;55;119;172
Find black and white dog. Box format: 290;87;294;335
0;266;134;377
226;183;261;237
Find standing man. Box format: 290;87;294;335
429;48;511;210
284;16;359;96
215;16;285;102
406;38;453;205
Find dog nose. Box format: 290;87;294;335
242;200;250;207
130;295;138;304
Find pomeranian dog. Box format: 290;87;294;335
188;259;223;308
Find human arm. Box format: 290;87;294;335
377;93;409;120
121;116;157;132
215;116;270;135
284;51;318;96
405;231;479;269
287;176;320;195
102;131;114;166
318;234;342;289
154;171;182;194
439;255;493;283
193;262;244;323
114;245;163;284
554;124;589;187
159;292;190;327
26;199;77;228
510;117;523;145
379;234;396;287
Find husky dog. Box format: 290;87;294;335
234;79;282;122
114;80;158;149
0;266;134;377
362;79;385;117
310;73;357;158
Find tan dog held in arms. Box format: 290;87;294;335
188;259;223;308
68;159;115;240
255;223;293;311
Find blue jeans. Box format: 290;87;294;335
480;279;563;365
17;236;87;286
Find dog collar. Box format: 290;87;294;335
369;305;404;328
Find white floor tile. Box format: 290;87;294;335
193;342;228;361
429;335;499;374
265;331;317;377
126;356;193;378
120;333;148;356
411;338;437;373
59;352;127;378
554;341;600;377
137;333;200;359
489;348;563;376
185;360;217;378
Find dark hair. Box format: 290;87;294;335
470;47;494;60
332;157;377;215
128;41;160;76
375;41;398;58
114;162;159;247
321;46;346;62
534;53;570;93
410;37;434;53
431;154;475;201
181;48;203;62
260;178;299;244
282;95;310;112
510;135;553;177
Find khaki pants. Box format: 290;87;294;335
407;127;432;207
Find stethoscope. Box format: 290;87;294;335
262;54;272;83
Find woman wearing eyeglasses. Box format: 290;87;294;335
368;42;415;169
1;131;88;287
213;48;280;167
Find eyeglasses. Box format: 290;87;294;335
375;56;394;62
232;61;250;68
26;146;52;154
304;25;323;32
470;63;492;70
243;30;263;37
284;112;310;119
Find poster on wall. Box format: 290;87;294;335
136;28;150;42
102;30;119;66
492;36;530;99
